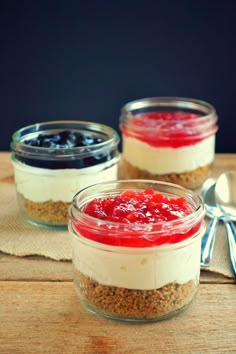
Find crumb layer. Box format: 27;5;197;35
123;160;212;189
74;271;197;321
18;194;70;225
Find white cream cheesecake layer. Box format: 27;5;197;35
122;135;215;174
72;234;201;290
12;157;119;202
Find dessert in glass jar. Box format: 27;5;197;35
120;97;218;189
69;180;205;322
11;121;120;228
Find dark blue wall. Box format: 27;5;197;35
1;0;235;152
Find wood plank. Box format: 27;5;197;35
200;270;236;284
0;282;235;354
0;252;72;281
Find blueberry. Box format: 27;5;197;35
95;137;104;144
66;132;77;147
23;130;106;150
37;134;45;144
73;132;85;146
41;138;56;148
68;133;76;141
84;156;96;167
82;135;95;146
93;153;104;161
57;131;69;145
51;134;61;143
24;138;40;146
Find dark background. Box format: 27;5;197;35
1;0;235;152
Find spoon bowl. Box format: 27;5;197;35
202;178;225;219
215;171;236;277
215;171;236;220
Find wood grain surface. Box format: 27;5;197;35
0;152;236;354
1;282;236;354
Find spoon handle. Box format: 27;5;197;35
201;217;218;267
224;221;236;278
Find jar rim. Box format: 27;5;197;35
10;120;120;159
70;179;205;237
121;96;216;117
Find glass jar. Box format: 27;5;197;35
11;120;120;228
69;180;205;322
119;97;218;189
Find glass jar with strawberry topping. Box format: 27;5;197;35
69;179;205;322
119;97;218;189
11;121;120;228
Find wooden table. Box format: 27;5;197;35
0;152;236;354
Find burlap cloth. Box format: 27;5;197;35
0;183;234;278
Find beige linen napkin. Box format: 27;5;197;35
0;183;234;278
0;184;72;260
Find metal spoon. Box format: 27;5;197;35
215;171;236;277
200;178;223;267
215;171;236;219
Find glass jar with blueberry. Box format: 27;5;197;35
11;121;120;228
